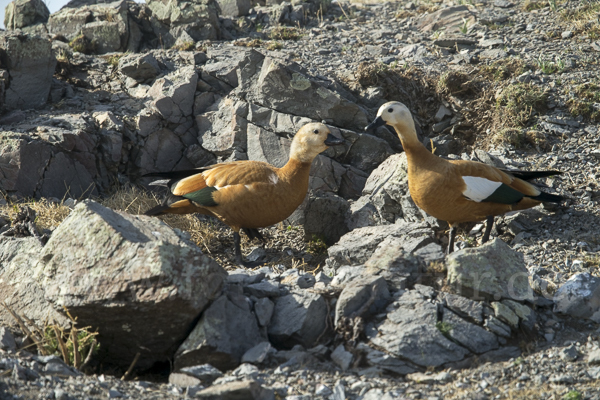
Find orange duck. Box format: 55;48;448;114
366;101;563;253
144;122;344;267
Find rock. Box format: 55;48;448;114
169;372;202;388
268;291;329;349
370;290;469;367
148;66;198;124
217;0;251;17
491;302;519;328
330;344;353;371
334;275;390;326
357;343;416;375
0;237;68;328
254;297;275;327
175;293;266;371
241;342;272;364
195;380;274;400
326;221;433;272
442;309;499;354
315;384;332;396
446;238;534;302
118;53;161;82
0;32;55;110
302;191;350;245
588;349;600;365
364;236;425;287
244;281;280;298
241;57;368;131
35;200;226;369
232;363;259;378
406;371;452;383
198;97;248;156
484;316;511;338
147;0;220;42
179;364;223;384
439;292;484;324
554;273;600;320
418;5;476;33
560;345;579;362
0;327;17;351
4;0;49;30
502;299;536;331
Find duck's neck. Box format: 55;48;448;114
279;157;313;186
392;122;436;169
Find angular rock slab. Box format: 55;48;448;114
334;275;390;326
554;273;600;320
326;221;433;271
175;293;265;371
268;291;329;349
446;238;534;302
370;290;469;367
0;32;55;109
35;200;226;369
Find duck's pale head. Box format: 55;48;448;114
366;101;413;130
290;122;344;163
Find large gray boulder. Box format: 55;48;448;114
334;275;390;327
47;0;141;54
34;200;227;369
242;57;368;131
0;130;98;199
369;290;469;367
446;238;534;302
216;0;251;17
146;0;220;42
174;293;266;371
148;65;198;124
0;32;55;109
4;0;49;30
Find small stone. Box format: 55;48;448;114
0;327;17;351
434;105;452;122
53;389;67;400
559;345;579;362
231;363;259;379
491;302;519;328
244;281;280;298
333;381;345;400
315;384;333;396
241;342;272;364
254;297;275;327
331;344;353;371
108;389;123;398
179;364;223;384
588;349;600;365
561;31;573;39
169;372;202;388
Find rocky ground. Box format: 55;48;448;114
1;0;600;399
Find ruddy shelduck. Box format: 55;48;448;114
366;101;563;254
144;122;344;267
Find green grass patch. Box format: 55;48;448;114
495;83;547;127
269;27;303;41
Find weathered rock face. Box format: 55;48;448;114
446;238;534;302
174;293;266;371
370;290;470;367
268;291;329;349
216;0;251;17
146;0;221;43
0;237;69;328
325;221;434;272
34;200;227;369
0;32;55;110
4;0;50;30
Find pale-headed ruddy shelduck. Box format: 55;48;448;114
144;122;344;267
366;101;563;254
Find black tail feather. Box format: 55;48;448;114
531;191;564;203
144;194;186;216
144;204;171;216
501;169;562;181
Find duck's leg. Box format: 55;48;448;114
233;231;262;269
242;228;266;244
481;215;494;244
447;225;457;255
251;228;266;244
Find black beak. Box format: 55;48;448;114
324;133;345;146
365;116;386;131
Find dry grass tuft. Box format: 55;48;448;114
494;83;547;128
0;199;71;232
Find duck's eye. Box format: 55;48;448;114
387;108;394;113
313;129;319;134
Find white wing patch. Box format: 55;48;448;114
269;173;279;185
214;185;232;190
462;176;502;202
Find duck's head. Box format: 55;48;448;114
365;101;415;136
290;122;344;163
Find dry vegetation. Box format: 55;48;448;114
0;187;325;273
